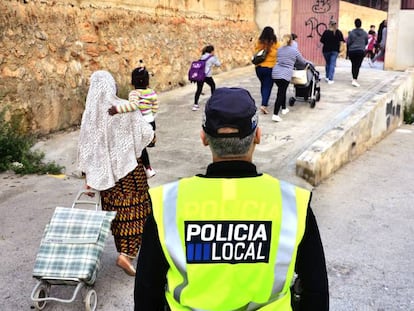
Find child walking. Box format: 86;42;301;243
192;45;221;111
109;62;158;178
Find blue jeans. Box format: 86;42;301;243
323;51;338;81
255;66;274;106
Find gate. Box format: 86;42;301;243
291;0;340;65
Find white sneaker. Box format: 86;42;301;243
351;80;360;87
272;115;283;122
145;167;156;178
324;77;329;82
328;80;334;84
192;104;199;111
281;108;289;115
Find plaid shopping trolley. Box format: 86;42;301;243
30;190;115;311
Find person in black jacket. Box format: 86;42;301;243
320;19;345;84
134;87;329;311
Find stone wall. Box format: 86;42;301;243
0;0;257;135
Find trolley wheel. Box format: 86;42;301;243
289;97;296;106
310;99;316;108
33;284;49;310
85;289;97;311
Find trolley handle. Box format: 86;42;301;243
71;189;101;211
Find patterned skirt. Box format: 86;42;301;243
100;159;152;258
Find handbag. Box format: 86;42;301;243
291;65;309;85
251;49;267;65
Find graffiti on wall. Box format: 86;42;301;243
386;100;401;129
292;0;340;64
305;17;328;38
305;0;334;39
312;0;331;13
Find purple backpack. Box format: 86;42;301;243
188;55;213;82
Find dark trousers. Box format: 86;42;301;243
273;79;290;115
348;50;365;80
194;77;215;105
141;121;156;168
255;66;274;106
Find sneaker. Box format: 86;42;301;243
324;77;329;82
281;108;289;115
351;80;360;87
271;114;283;122
367;58;373;67
192;104;199;111
328;80;334;84
145;167;156;178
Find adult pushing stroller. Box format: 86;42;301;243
289;62;321;108
30;190;116;311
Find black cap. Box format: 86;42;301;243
203;87;258;138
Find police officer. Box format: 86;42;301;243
134;87;329;310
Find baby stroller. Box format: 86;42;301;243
289;63;321;108
30;190;116;311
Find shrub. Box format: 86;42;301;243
403;103;414;124
0;109;64;175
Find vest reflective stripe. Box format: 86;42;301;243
162;182;188;300
153;175;309;311
274;180;298;293
246;181;298;311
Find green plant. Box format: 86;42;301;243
0;109;64;175
403;103;414;124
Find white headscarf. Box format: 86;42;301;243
78;70;154;191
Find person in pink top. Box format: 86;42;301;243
365;29;377;65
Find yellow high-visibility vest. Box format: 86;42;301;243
150;174;310;311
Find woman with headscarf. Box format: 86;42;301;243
78;70;154;276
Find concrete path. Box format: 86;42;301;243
0;58;413;310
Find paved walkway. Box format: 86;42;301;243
148;58;400;189
31;58;396;190
0;58;413;310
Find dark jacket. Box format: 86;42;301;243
134;161;329;311
320;29;345;53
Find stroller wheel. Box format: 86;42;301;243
289;97;296;106
85;289;98;311
315;88;321;101
310;99;316;108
